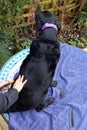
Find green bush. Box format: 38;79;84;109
0;38;13;68
68;37;87;48
15;38;31;52
76;6;87;28
0;0;33;41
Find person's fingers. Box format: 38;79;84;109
18;75;21;80
2;87;8;90
23;79;27;85
4;81;9;84
16;74;27;84
0;81;9;87
21;75;24;82
16;75;21;82
1;85;9;93
12;75;28;92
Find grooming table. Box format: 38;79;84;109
1;43;87;130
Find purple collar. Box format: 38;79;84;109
41;23;58;30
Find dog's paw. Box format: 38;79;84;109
36;97;55;112
45;97;55;105
50;80;57;87
35;104;45;112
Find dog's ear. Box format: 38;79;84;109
35;11;44;31
35;11;40;19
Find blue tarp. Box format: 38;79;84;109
9;43;87;130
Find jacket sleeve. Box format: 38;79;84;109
0;89;18;114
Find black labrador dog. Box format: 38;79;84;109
7;11;60;112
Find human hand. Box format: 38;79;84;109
0;81;9;88
13;75;27;92
0;81;10;93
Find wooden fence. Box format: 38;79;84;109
12;0;59;40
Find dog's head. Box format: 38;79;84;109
35;10;61;34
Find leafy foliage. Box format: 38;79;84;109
68;37;87;48
75;6;87;28
52;0;87;29
15;38;31;52
0;1;33;68
0;0;33;41
0;0;87;43
0;0;87;68
0;36;13;68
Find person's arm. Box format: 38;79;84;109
0;89;18;113
0;75;27;114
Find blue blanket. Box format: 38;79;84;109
9;43;87;130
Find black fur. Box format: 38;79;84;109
7;11;60;112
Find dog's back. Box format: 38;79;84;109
7;11;60;112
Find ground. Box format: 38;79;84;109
0;115;8;130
